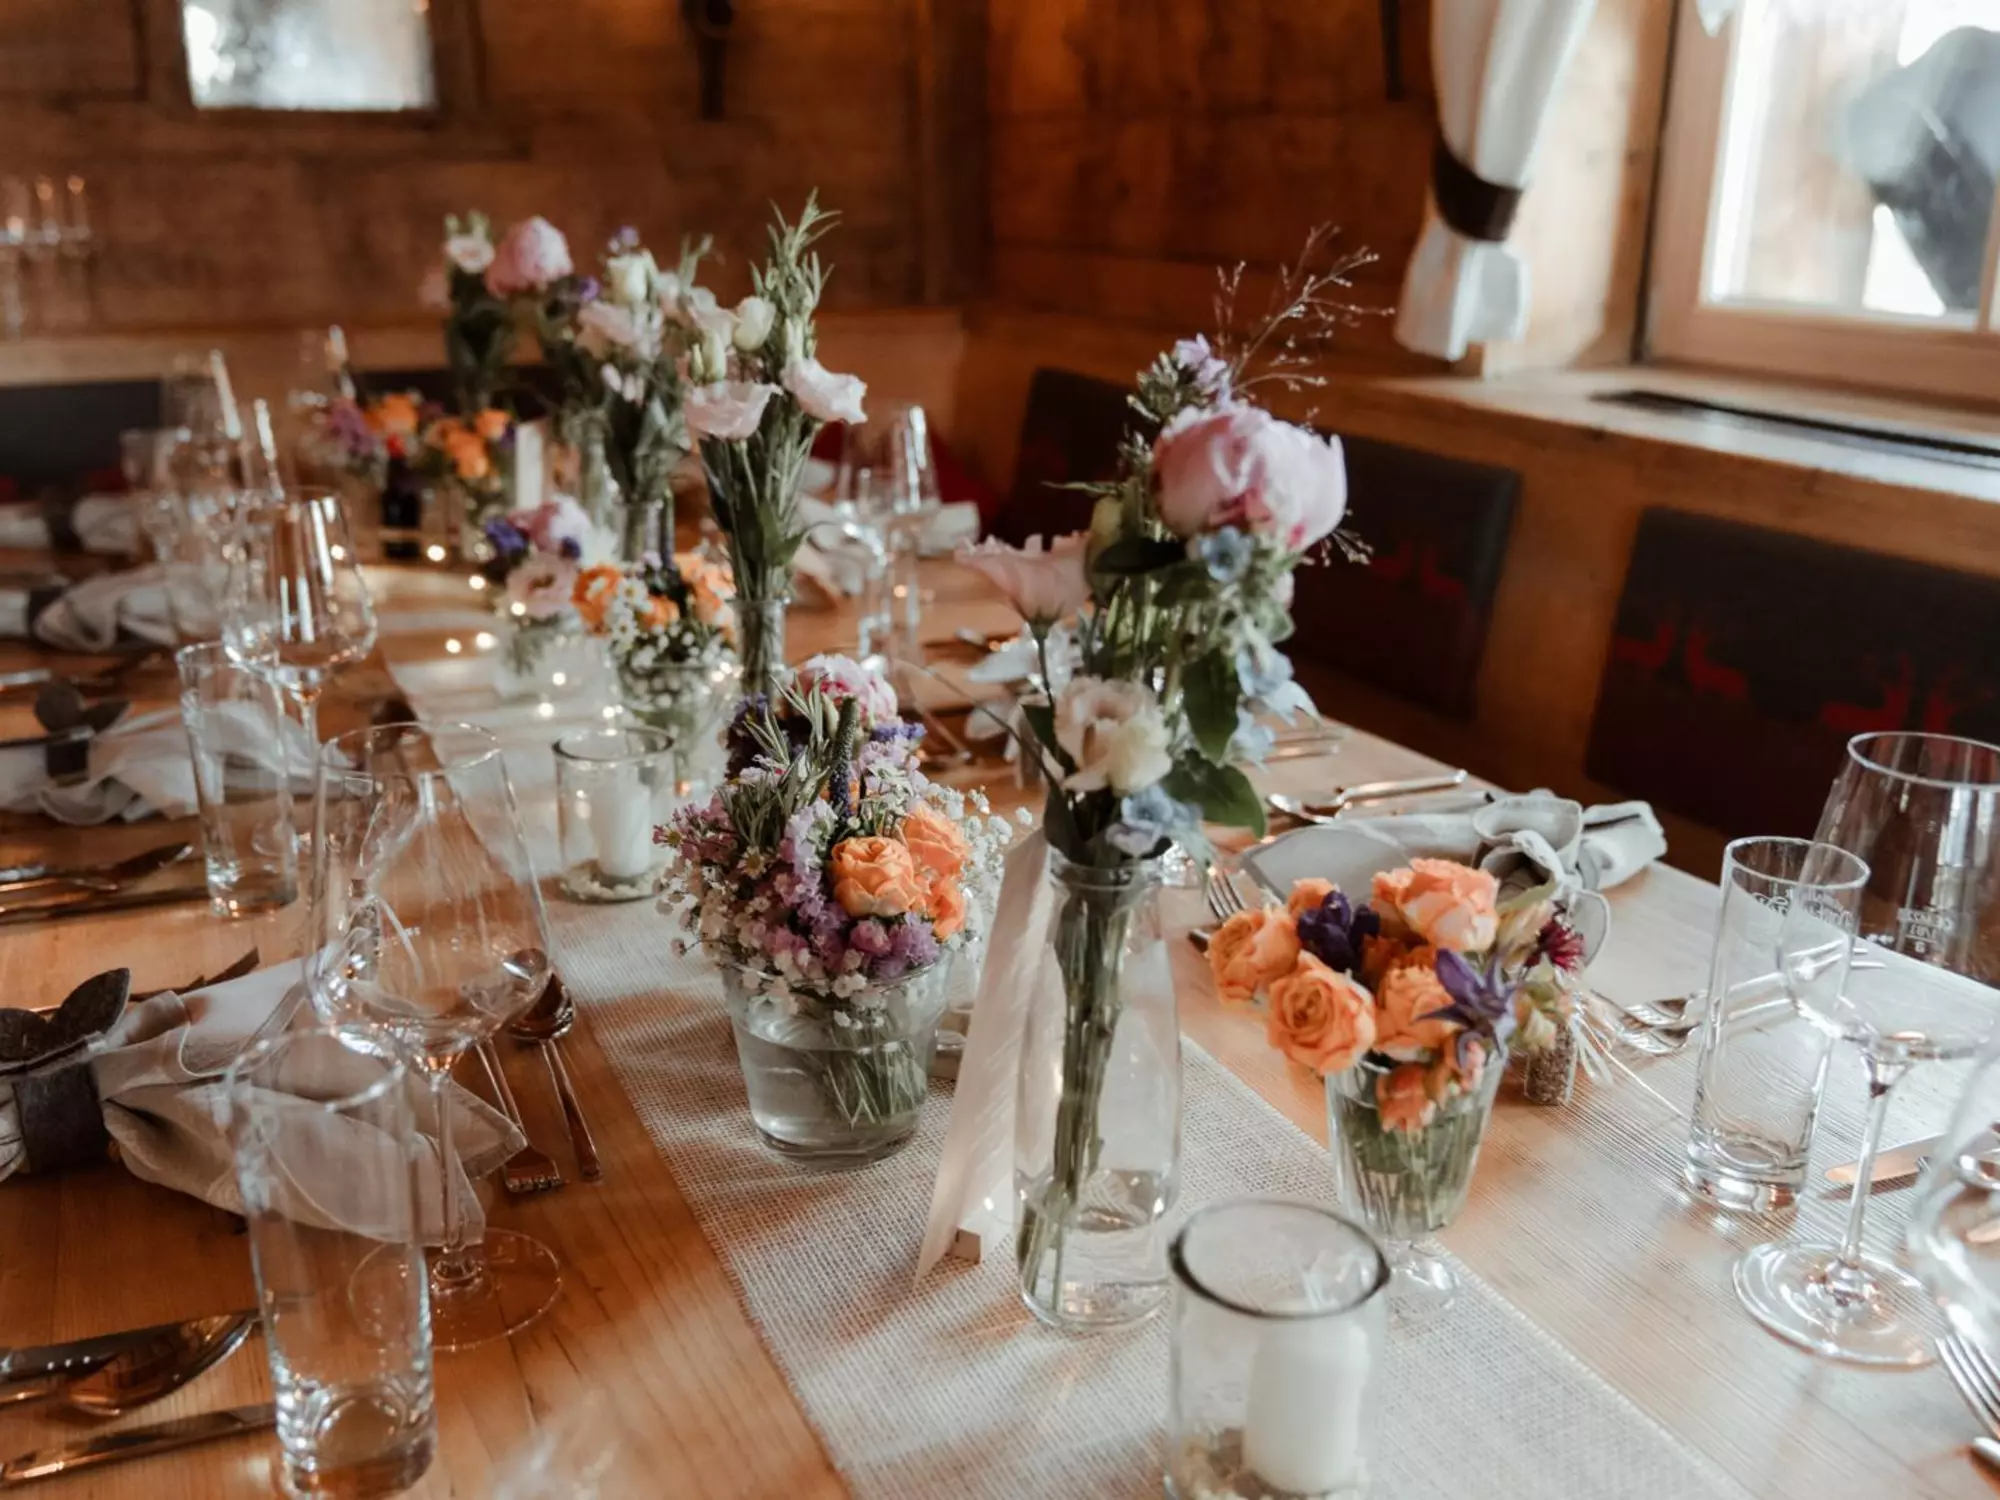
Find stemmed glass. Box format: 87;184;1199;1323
311;721;562;1350
1910;1039;2000;1350
223;487;378;746
1737;732;2000;1366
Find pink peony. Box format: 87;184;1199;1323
956;533;1090;624
794;654;899;726
505;555;579;621
1151;405;1347;549
484;216;573;297
782;356;868;425
684;381;777;442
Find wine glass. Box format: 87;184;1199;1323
1737;732;2000;1366
311;721;561;1350
223;487;378;746
1910;1040;2000;1352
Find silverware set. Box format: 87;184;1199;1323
481;974;602;1194
0;841;203;924
1266;770;1471;824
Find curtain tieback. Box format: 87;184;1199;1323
1432;137;1524;243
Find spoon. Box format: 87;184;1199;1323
1267;771;1470;825
508;976;602;1182
0;1312;257;1418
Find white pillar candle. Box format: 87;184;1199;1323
588;765;656;882
1240;1307;1372;1496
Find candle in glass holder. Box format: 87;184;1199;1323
589;764;656;882
1241;1308;1371;1494
554;725;676;902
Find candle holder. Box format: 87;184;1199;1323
1167;1198;1389;1500
554;725;680;903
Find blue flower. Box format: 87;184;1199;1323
1194;527;1252;583
1296;890;1378;976
1107;785;1195;857
1231;707;1275;763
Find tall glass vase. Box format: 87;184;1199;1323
1015;852;1180;1331
737;592;790;699
569;417;619;538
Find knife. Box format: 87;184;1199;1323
0;1310;254;1387
0;1405;273;1485
1826;1137;1937;1187
0;882;213;926
0;841;194;899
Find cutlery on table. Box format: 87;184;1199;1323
1267;770;1470;824
1827;1137;1937;1188
1937;1333;2000;1476
0;882;213;926
509;976;602;1182
0;840;195;900
0;1312;257;1415
475;1039;565;1195
0;1404;274;1486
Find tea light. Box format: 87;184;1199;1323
553;725;677;903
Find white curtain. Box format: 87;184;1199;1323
1394;0;1599;361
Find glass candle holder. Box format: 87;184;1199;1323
1168;1198;1389;1500
554;725;679;903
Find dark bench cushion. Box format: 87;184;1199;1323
1587;508;2000;838
0;379;159;498
991;368;1129;545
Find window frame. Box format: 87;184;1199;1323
1647;0;2000;406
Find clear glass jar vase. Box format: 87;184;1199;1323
720;958;954;1166
615;654;736;797
1325;1053;1504;1323
1015;852;1181;1331
736;592;789;699
494;613;600;701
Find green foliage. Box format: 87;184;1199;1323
1181;651;1239;763
1162;758;1265;835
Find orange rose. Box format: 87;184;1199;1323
1286;877;1337;918
1377;1063;1438;1133
1428;1037;1486;1103
1358;932;1410;990
829;836;926;918
923;877;968;940
573;565;623;631
1266;954;1376;1074
474;408;511;442
901;803;968;882
676;552;735;625
367;392;421;437
1373;952;1457;1060
447;430;492;482
1371;859;1499;952
641;593;681;630
1207;907;1302;1006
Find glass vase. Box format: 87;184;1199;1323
737;592;789;699
1015;852;1180;1332
615;655;735;797
571;417;620;538
1325;1054;1503;1323
493;614;597;701
720;958;954;1166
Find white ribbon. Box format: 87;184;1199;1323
916;829;1053;1280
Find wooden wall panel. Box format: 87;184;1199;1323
0;0;142;98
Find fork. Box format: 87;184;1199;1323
1203;864;1248;925
1936;1333;2000;1475
475;1041;564;1195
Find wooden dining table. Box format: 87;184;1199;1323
0;553;1989;1498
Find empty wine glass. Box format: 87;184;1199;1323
1737;732;2000;1367
1909;1039;2000;1350
311;721;561;1350
223;488;378;745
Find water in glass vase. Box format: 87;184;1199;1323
1017;1165;1175;1327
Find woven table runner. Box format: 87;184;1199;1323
395;662;1754;1500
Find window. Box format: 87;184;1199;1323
180;0;436;112
1650;0;2000;403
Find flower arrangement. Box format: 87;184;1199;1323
684;195;869;695
663;658;1011;1145
476;493;611;680
955;229;1378;1317
572;548;737;742
1211;862;1579;1124
419;211;562;416
529;227;716;551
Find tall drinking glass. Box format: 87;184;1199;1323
176;641;300;916
312;722;560;1350
225;1028;436;1498
224;488;378;746
1737;732;2000;1366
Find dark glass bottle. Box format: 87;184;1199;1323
380;456;424;560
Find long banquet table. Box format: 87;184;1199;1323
0;557;1990;1498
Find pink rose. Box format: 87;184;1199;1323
484;216;573;297
782;356;868;425
1152;405;1347;549
505;555;579;621
513;496;590;559
956;533;1090;625
794;653;899;725
684;381;777;442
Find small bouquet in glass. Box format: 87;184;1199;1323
661;656;1012;1165
1213;860;1581;1318
414;407;515;533
573;550;737;750
420;211;570;415
477;494;614;693
683;195;869;695
948;230;1374;1331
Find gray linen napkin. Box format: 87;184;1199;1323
0;961;523;1242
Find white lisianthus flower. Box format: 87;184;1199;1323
1055;676;1174;794
444;231;495;275
783;355;868;425
576;299;640;356
605;249;656;308
733;295;776;351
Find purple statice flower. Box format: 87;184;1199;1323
575;275;601;304
849;919;892;958
778;802;832;872
867;918;939;984
1172;333;1231;402
1295;890;1379;976
483;517;529;559
1432;949;1519;1067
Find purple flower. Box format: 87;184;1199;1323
559;536;582;561
483;517;529;558
1432;949;1518;1059
575;275;601;305
850;919;892;958
1295;890;1379;976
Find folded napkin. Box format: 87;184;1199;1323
0;564;176;652
0;702;317;825
0;962;522;1242
0;495;142;557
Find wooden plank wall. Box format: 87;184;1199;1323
0;0;986;335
